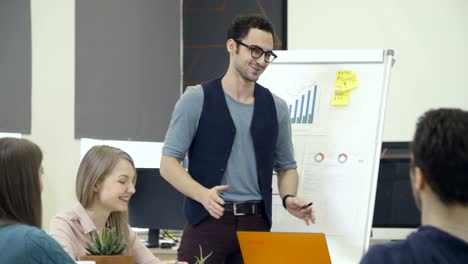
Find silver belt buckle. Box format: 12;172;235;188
233;202;246;216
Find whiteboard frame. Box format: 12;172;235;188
272;49;385;64
364;50;395;250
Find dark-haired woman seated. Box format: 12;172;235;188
0;138;75;264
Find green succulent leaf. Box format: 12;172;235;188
114;240;127;255
194;244;213;264
85;242;101;255
84;227;127;256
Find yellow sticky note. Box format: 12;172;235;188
335;70;351;85
331;89;351;106
335;70;358;91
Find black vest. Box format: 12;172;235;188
186;78;278;227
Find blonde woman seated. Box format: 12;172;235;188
50;145;185;264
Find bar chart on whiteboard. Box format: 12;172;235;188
288;84;318;125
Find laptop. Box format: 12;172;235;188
237;231;331;264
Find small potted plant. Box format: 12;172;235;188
79;227;132;264
194;245;213;264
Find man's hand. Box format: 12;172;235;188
285;196;316;225
200;185;229;219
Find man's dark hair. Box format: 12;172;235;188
411;108;468;205
227;14;275;43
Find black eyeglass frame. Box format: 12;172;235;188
234;39;277;63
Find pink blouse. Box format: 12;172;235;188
49;203;161;264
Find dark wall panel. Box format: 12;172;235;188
75;0;181;141
0;0;31;133
183;0;286;87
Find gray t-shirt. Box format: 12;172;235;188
162;85;297;202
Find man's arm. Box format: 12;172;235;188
272;96;315;225
277;168;299;198
277;168;315;225
160;155;228;219
160;86;228;219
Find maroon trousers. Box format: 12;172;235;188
177;211;270;264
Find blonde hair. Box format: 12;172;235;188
76;145;136;251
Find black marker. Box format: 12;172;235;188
301;202;313;210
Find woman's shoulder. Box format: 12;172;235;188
53;207;80;221
0;224;75;263
9;224;61;245
24;225;56;241
52;211;77;226
0;223;39;239
50;204;90;231
24;227;76;263
50;209;78;232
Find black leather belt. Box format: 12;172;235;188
224;202;263;216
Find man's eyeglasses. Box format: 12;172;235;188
234;39;277;63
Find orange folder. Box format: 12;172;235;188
237;231;332;264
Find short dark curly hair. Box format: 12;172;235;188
411;108;468;205
227;14;274;44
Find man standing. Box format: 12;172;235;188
160;14;315;264
361;108;468;263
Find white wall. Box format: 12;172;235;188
29;0;79;231
288;0;468;141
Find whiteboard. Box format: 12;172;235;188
259;50;394;264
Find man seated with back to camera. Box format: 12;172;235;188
361;108;468;264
